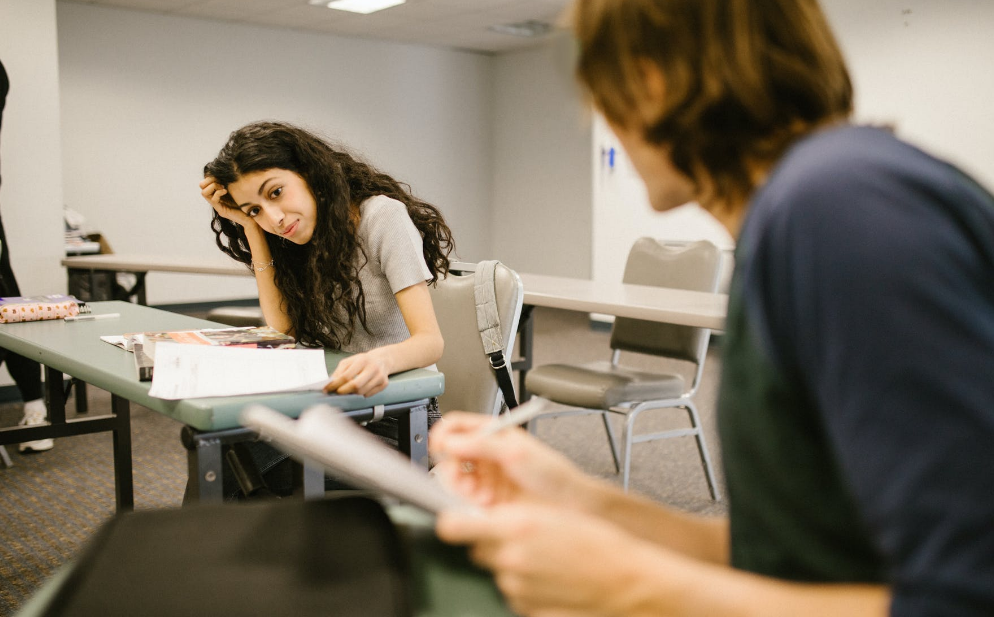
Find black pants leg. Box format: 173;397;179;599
0;213;44;402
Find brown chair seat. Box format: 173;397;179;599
525;362;684;410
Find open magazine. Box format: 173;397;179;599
122;326;294;358
241;404;475;514
101;325;296;381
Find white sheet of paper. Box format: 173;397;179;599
241;404;475;514
147;344;329;400
99;335;130;351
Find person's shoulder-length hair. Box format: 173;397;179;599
573;0;853;208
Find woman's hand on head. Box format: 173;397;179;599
324;350;391;397
200;175;255;229
429;412;597;512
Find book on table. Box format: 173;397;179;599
100;325;297;381
137;326;296;359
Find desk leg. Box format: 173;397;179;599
293;461;326;499
183;429;224;504
514;305;535;402
399;403;429;469
132;272;147;305
44;366;67;426
110;394;134;511
74;380;88;413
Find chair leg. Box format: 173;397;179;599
0;445;12;468
527;416;538;435
686;402;721;501
620;411;640;491
600;412;622;473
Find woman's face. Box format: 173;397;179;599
226;168;317;244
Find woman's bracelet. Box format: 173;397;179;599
253;259;275;272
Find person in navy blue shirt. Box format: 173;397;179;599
428;1;994;616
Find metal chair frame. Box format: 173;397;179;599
527;239;722;499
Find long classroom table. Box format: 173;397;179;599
0;301;444;508
62;254;729;397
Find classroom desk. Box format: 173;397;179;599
63;254;247;305
14;505;512;617
0;301;444;508
512;272;727;399
62;255;728;327
62;255;729;398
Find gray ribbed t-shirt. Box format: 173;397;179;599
340;195;432;354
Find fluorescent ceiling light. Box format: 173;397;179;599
488;20;552;38
309;0;406;14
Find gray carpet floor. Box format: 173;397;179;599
0;306;726;615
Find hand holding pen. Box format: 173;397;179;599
479;396;552;435
428;397;598;510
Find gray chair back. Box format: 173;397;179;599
430;262;524;416
610;238;721;363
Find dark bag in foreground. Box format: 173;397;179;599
44;496;411;617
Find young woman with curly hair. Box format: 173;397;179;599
200;121;453;399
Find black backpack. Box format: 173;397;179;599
44;496;411;617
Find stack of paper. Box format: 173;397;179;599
147;344;330;400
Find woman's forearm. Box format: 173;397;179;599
369;330;443;375
243;228;292;335
382;282;444;373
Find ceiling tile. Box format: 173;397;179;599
61;0;575;53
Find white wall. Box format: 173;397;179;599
592;114;734;286
591;0;994;286
0;0;65;388
491;34;592;278
56;2;494;305
822;0;994;192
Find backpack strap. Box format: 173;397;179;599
473;261;518;411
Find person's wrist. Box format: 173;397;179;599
242;223;265;241
612;541;685;617
567;472;622;517
367;347;393;375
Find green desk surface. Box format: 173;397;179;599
14;505;514;617
0;301;445;431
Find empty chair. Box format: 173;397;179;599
430;261;524;416
525;238;722;499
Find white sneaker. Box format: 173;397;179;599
18;399;54;453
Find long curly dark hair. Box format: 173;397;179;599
204;121;454;348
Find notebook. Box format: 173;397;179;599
241;404;475;515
